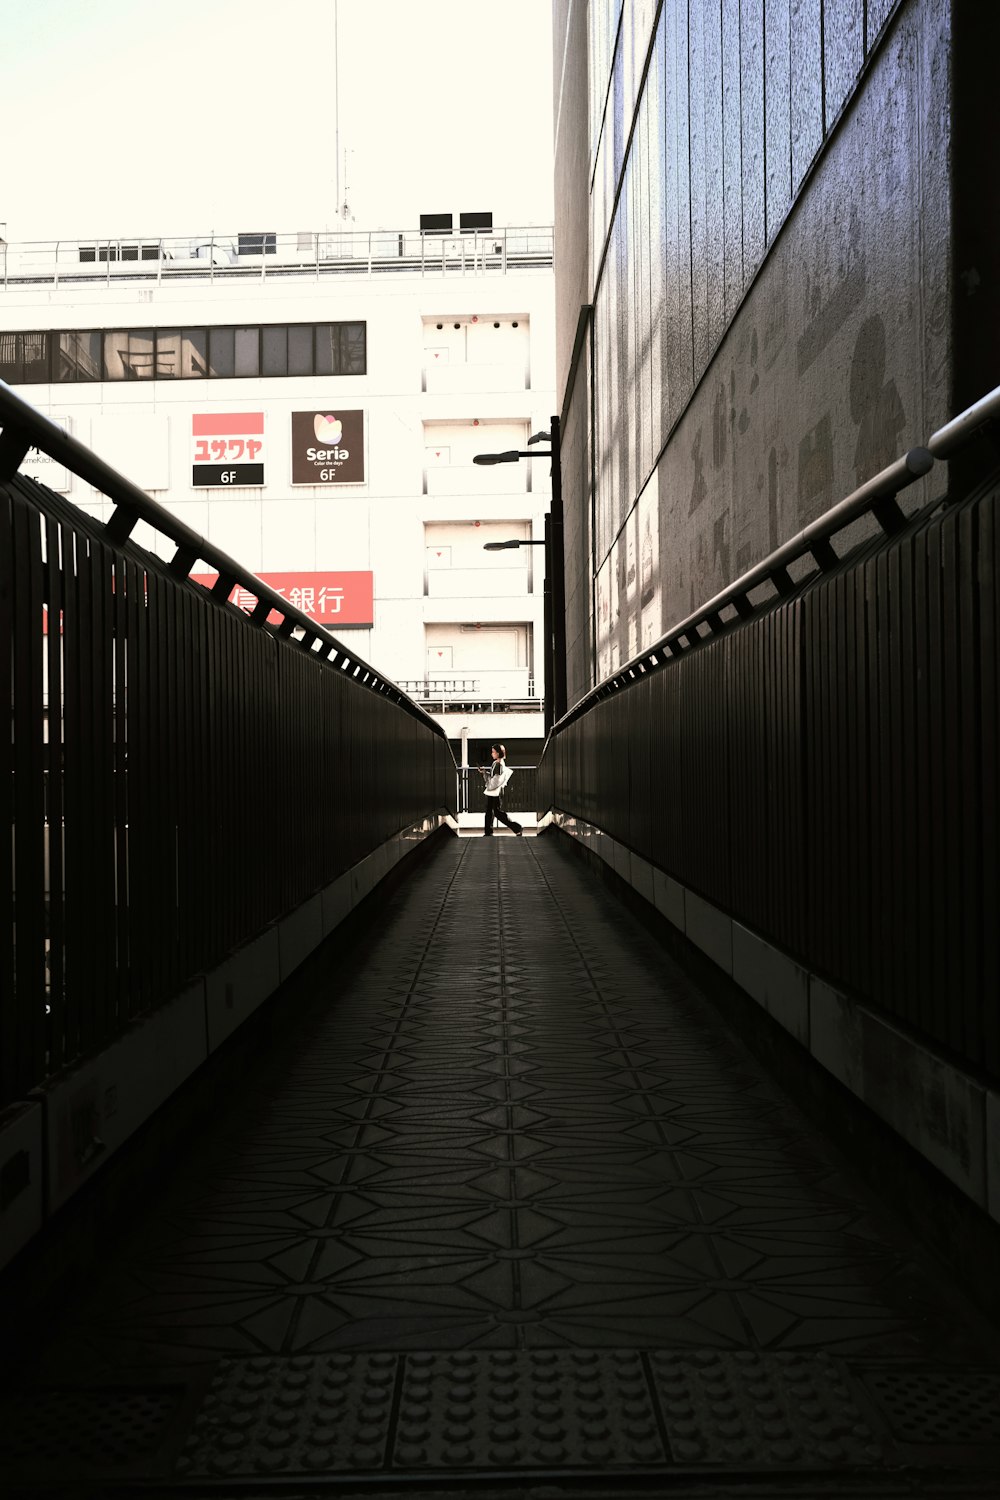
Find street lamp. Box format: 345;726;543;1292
473;417;565;734
482;539;546;551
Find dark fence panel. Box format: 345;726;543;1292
3;474;455;1107
460;766;539;817
541;473;1000;1085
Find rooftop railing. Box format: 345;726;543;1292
0;226;554;289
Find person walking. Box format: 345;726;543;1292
480;743;523;837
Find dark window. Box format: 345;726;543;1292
235;327;259;377
1;321;364;382
0;332;23;382
181;329;208;377
78;247;96;263
261;325;286;377
316;321;366;375
288;325;313;376
341;322;366;374
21;333;50;382
208;327;235;378
237;232;276;255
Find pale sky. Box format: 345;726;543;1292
2;0;555;243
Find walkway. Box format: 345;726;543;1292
5;835;1000;1494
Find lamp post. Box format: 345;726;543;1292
473;416;565;735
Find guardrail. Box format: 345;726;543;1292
2;382;456;1107
398;675;539;705
0;226;555;288
0;379;439;725
564;383;1000;725
538;382;1000;1087
458;767;538;816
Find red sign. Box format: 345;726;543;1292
192;412;265;487
191;570;373;628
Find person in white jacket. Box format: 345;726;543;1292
479;743;523;837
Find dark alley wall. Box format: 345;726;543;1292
552;0;997;697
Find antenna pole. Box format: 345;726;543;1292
333;0;340;218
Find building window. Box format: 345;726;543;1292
288;325;313;376
57;331;102;381
0;331;50;383
261;325;287;377
155;328;207;379
237;232;276;255
208;327;235;378
235;327;260;378
104;330;155;379
0;322;367;383
316;322;366;376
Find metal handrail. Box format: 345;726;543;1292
926;383;1000;458
664;446;933;641
0;379;447;740
556;381;1000;729
0;225;554;288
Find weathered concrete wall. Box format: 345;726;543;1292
648;0;951;635
552;0;592;399
561;339;594;709
553;0;973;684
553;0;597;708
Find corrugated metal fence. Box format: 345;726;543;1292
539;472;999;1085
2;474;455;1107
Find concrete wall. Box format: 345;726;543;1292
552;0;592;400
553;0;596;708
551;0;983;687
645;0;949;638
561;346;595;709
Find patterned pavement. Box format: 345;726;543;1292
5;835;1000;1492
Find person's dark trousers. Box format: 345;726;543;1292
484;796;523;836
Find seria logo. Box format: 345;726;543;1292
306;411;350;470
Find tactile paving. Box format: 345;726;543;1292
176;1353;397;1478
172;1349;896;1476
856;1367;1000;1448
393;1349;667;1468
0;1385;183;1475
648;1351;885;1467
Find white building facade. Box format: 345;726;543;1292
0;226;555;758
